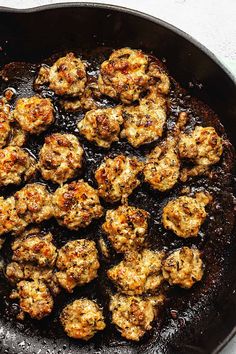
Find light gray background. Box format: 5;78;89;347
0;0;236;353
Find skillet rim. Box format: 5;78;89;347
0;2;235;353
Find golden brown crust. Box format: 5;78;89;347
12;96;54;134
107;249;165;295
0;196;27;236
162;192;212;238
78;106;123;148
95;155;143;203
60;299;105;340
109;293;164;341
53;180;103;230
102;205;149;253
39;133;83;185
162;247;204;288
56;239;100;292
0;146;36;186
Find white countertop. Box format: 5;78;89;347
0;0;236;353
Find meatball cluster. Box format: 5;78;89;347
95;155;143;203
56;239;100;292
102;205;149;253
53;180;103;230
39;133;84;185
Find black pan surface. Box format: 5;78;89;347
0;3;235;354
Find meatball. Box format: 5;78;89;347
35;53;87;97
56;239;100;292
0;196;27;236
162;192;212;238
60;299;106;340
77;106;123;148
120;95;167;147
6;262;60;296
39;133;83;185
11;227;57;267
144;146;180;192
95;155;143;203
11;279;53;320
98;48;150;104
53;180;103;230
0;146;36;186
107;249;164;295
109;293;164;341
143;112;188;192
12;96;54;134
102;205;149;253
0;110;11;148
162;247;204;288
14;183;53;225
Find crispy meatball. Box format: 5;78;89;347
56;239;100;292
98;48;150;104
107;249;164;295
0;196;27;236
11;227;57;267
60;299;106;340
6;262;60;296
95;155;143;203
14;183;53;225
39;133;83;185
0;110;11;148
11;279;53;320
77;106;123;148
0;146;36;186
162;192;212;238
178;126;223;166
120;96;167;147
162;247;204;288
53;180;103;230
35;53;87;97
144;146;180;192
102;205;149;253
12;96;54;134
109;294;164;341
143;112;188;192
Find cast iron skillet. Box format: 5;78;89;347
0;3;235;354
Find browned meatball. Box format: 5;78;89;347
14;183;53;225
60;299;106;340
11;227;57;267
0;196;27;236
0;146;36;186
39;133;83;185
95;155;143;203
77;106;123;148
6;262;60;296
120;95;167;147
56;239;100;292
102;205;149;253
162;192;212;238
12;96;54;134
35;53;87;97
98;48;150;104
53;180;103;230
109;293;165;341
10;279;54;320
107;249;165;295
162;247;204;288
